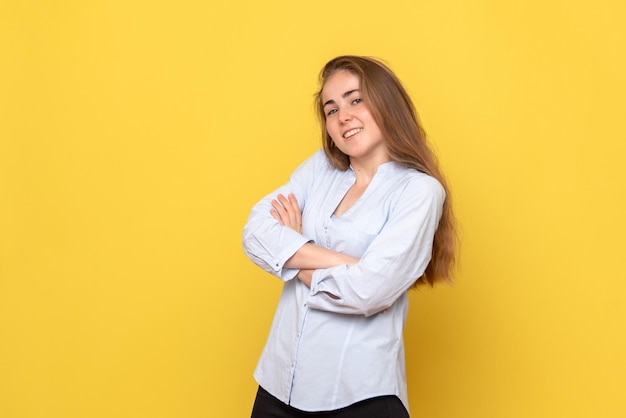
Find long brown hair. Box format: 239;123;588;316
315;55;457;286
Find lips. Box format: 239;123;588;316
343;128;363;139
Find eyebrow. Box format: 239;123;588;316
323;89;360;108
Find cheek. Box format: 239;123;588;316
329;135;347;152
326;127;342;147
325;121;340;140
328;133;342;148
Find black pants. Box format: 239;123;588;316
251;386;410;418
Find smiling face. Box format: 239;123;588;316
320;70;389;166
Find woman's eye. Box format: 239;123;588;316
352;98;362;105
327;109;337;116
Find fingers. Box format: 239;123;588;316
270;207;282;223
271;198;287;225
277;194;298;227
271;193;302;233
287;193;301;212
287;193;302;228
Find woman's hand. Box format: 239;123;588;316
270;193;302;234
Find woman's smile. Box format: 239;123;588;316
343;127;363;139
321;70;388;165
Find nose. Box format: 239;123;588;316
338;106;353;123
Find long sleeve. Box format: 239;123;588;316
242;151;323;281
249;154;433;413
307;174;445;316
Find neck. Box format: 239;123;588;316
349;154;392;184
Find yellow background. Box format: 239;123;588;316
1;1;625;417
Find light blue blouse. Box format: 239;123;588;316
242;149;444;412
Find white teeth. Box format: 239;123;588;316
343;128;363;139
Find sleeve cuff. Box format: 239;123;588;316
270;232;312;273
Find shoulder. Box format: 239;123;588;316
409;171;445;199
293;149;340;175
297;149;330;168
388;164;445;203
289;150;343;187
310;149;331;166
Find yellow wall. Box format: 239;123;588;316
1;1;624;417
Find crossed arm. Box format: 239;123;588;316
270;193;359;287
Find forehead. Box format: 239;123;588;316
321;70;361;102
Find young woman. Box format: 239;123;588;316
243;55;456;417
